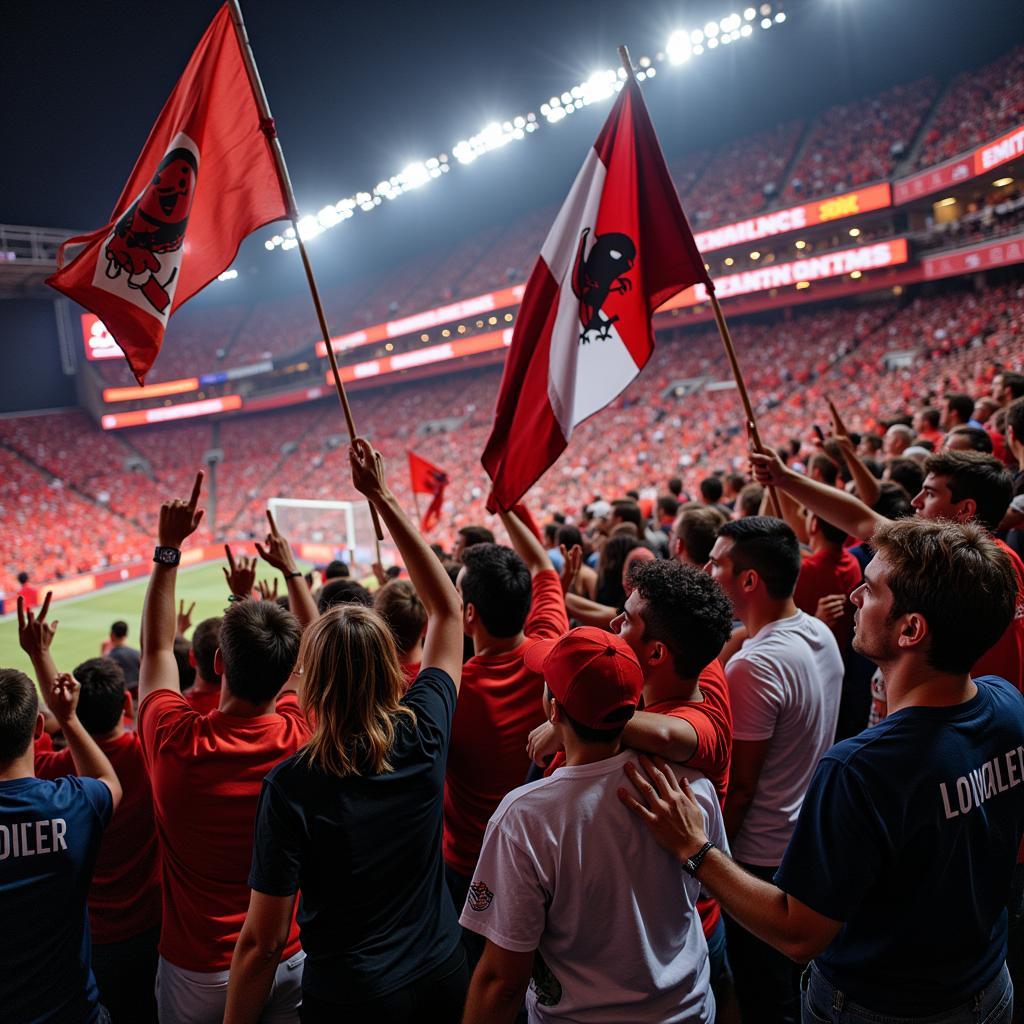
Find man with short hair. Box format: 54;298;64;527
942;392;980;430
673;505;727;567
373;579;427;685
734;482;765;519
453;525;496;562
20;645;162;1024
882;423;915;458
751;447;1024;687
105;621;140;691
183;617;222;715
0;666;122;1023
699;475;725;507
993;371;1024;407
945;425;994;453
705;516;843;1024
137;475;317;1023
622;519;1024;1023
913;407;944;448
462;628;727;1024
445;511;569;963
316;577;372;613
323;559;349;580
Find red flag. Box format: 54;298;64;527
408;451;449;532
46;4;288;384
481;77;711;511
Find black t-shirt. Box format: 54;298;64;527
107;645;141;687
249;668;461;1004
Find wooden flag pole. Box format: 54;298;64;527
411;488;424;527
228;0;383;550
617;44;782;518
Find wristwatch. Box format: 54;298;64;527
682;840;716;877
153;546;181;567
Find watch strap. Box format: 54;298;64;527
683;840;716;877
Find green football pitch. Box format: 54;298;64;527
0;562;260;679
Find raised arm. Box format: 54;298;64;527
499;506;553;576
49;672;122;809
256;510;318;631
564;592;618;629
350;439;463;687
139;472;205;703
828;398;881;509
17;593;61;735
750;448;886;543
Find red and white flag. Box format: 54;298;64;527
47;4;288;384
408;450;450;532
482;76;711;511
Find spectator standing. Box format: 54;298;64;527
705;517;843;1023
444;509;569;966
462;628;727;1024
623;519;1024;1024
226;439;468;1024
0;667;122;1023
104;621;140;692
137;475;318;1023
182;616;223;715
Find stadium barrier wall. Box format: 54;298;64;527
0;541;347;614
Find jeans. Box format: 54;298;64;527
801;961;1013;1024
155;950;305;1024
726;862;802;1024
91;924;159;1024
299;946;468;1024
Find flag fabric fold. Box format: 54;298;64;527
46;3;288;384
481;76;711;512
408;451;449;533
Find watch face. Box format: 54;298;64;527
155;547;179;565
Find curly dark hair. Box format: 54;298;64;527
626;560;734;678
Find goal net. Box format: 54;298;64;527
267;498;399;573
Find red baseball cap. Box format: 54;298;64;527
524;627;644;730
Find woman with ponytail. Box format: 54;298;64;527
226;439;467;1024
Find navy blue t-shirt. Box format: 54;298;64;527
0;774;113;1023
777;676;1024;1015
248;668;461;1004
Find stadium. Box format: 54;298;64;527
3;0;1024;1021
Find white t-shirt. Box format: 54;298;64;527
459;750;727;1024
726;609;843;866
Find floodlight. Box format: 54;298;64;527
744;7;756;18
705;21;719;35
691;29;704;43
775;11;786;23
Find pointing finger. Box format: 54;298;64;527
225;545;236;572
188;471;204;511
39;591;52;622
266;509;279;536
17;595;25;633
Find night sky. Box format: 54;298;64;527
4;0;1023;292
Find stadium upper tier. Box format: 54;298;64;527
84;42;1024;390
4;273;1022;595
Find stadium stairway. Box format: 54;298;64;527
898;77;953;175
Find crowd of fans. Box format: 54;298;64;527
8;275;1022;598
82;42;1023;390
4;346;1024;1021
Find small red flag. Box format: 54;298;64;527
46;4;288;384
408;451;450;533
481;76;710;511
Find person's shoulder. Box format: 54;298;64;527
407;667;456;699
977;675;1024;712
489;775;560;830
263;749;306;788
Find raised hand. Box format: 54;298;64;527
749;447;790;488
349;438;392;505
159;471;205;549
814;593;847;629
256;578;279;602
223;544;257;599
17;591;58;661
558;543;582;595
176;599;196;637
255;510;299;575
371;561;389;587
48;672;81;727
527;720;563;767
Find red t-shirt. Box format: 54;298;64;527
443;569;569;876
138;689;309;971
974;540;1024;689
401;661;421;689
794;547;863;654
17;584;38;610
183;685;221;716
34;731;54;753
35;731;161;945
641;660;734;940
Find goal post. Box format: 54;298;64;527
267;497;398;571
